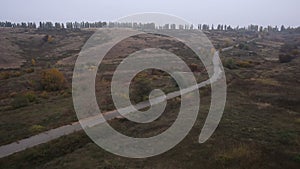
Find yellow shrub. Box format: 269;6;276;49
47;35;54;43
29;125;45;133
24;68;34;73
40;91;49;99
31;59;36;66
0;71;22;79
253;78;281;86
0;72;10;80
11;71;22;77
24;91;37;102
236;60;253;68
40;68;66;91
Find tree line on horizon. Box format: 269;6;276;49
0;21;299;32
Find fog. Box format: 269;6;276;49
1;0;299;27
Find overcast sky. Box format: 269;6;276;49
1;0;299;27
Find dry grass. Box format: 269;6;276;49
236;60;254;68
29;125;46;133
295;118;300;124
255;102;272;109
250;78;281;87
216;144;262;168
0;71;22;80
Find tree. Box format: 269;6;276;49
281;25;286;31
55;22;61;29
66;22;73;29
198;24;202;30
5;21;12;27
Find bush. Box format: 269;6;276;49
43;35;54;43
238;43;250;50
40;68;66;91
291;49;299;56
0;72;10;80
236;60;253;68
131;76;152;103
11;71;22;77
0;71;22;80
31;59;36;66
24;68;34;73
40;91;49;99
224;58;238;69
29;125;45;133
11;95;29;108
279;42;299;63
24;91;37;102
294;154;300;163
279;54;293;63
189;63;199;72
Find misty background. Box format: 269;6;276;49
0;0;299;27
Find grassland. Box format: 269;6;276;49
0;28;299;168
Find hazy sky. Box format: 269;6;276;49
1;0;299;27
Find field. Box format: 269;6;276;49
0;27;299;169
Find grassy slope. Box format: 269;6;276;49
0;30;299;168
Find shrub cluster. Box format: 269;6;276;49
0;71;22;80
11;91;37;109
131;76;152;103
40;68;67;91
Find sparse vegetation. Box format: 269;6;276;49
253;78;281;86
0;71;22;80
11;94;29;108
279;42;299;63
0;25;299;169
216;144;261;168
10;91;37;109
